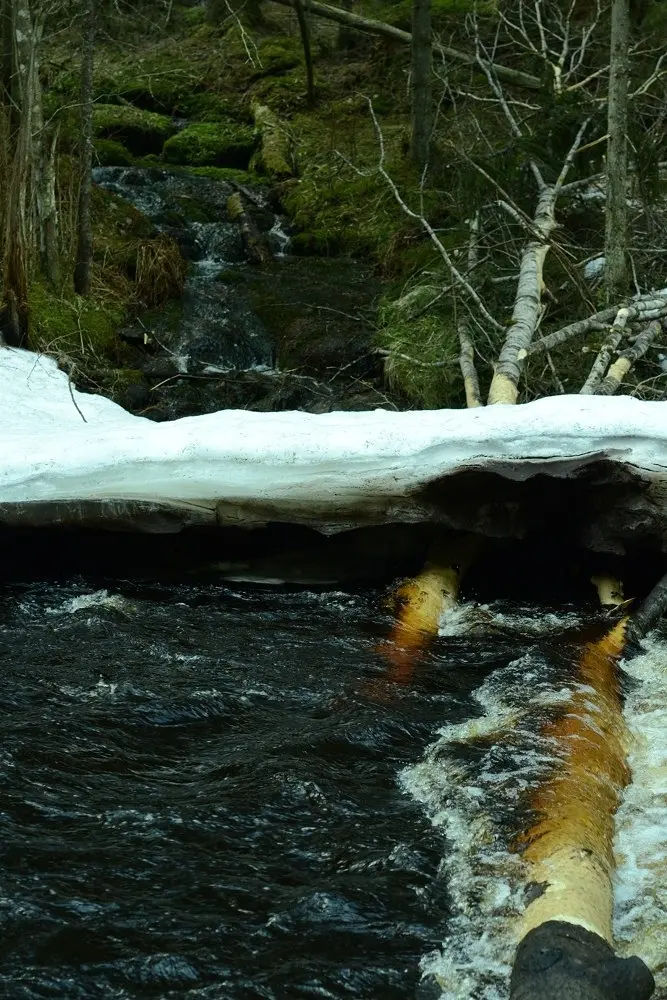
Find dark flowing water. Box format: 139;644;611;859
0;573;562;1000
4;559;664;1000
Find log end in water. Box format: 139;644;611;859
510;921;654;1000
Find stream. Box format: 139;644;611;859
2;563;665;999
91;167;385;418
5;170;664;999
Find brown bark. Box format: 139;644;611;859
1;0;35;347
410;0;431;170
293;0;315;104
31;20;59;288
604;0;630;301
74;0;95;297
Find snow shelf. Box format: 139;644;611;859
2;347;667;537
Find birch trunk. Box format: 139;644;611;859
458;323;482;407
410;0;431;171
487;185;557;405
74;0;95;296
604;0;630;300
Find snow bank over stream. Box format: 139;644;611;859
2;347;667;532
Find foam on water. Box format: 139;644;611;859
48;589;135;615
614;627;667;984
402;608;582;999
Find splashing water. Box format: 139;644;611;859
614;627;667;986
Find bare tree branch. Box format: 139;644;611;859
487;120;591;404
596;319;663;395
367;100;503;333
580;305;632;394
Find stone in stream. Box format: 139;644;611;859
510;921;654;1000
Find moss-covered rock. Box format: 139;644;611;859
254;37;302;76
162;121;258;167
93;104;176;155
188;165;268;185
94;138;134;166
29;281;125;358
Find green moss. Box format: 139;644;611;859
252;103;293;178
376;301;464;408
94;138;134;167
643;0;667;31
217;268;244;283
93;103;176;155
187;165;267;185
380;0;496;29
91;184;156;241
162;121;258;167
29;281;124;358
250;71;309;112
254;37;302;76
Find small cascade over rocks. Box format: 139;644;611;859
93;166;274;372
92;167;386;419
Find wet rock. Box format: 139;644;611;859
141;357;181;381
122;383;151;411
510;921;654;1000
91;166;396;415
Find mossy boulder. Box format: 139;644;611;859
162;121;257;168
93;104;176;155
29;281;125;358
254;37;302;76
94;138;133;167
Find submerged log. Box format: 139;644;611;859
510;571;667;1000
377;534;478;683
516;621;630;945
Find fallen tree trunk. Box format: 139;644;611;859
511;575;667;1000
227;191;272;264
596;319;662;396
458;322;482;408
627;569;667;645
267;0;542;91
487;186;559;404
251;102;293;178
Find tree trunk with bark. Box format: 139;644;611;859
1;0;36;347
293;0;315;105
410;0;431;171
604;0;630;301
30;11;59;288
487;185;558;404
74;0;95;297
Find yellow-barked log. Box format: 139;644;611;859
377;536;478;684
516;616;629;944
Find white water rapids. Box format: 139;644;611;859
401;605;667;999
